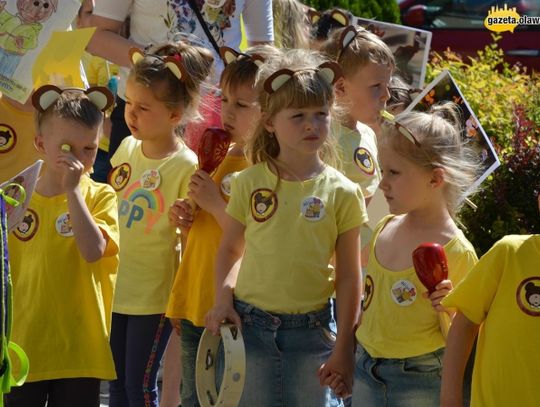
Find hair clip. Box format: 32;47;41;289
128;47;187;82
330;9;349;26
263;62;342;94
219;46;265;67
336;25;359;61
380;110;421;147
32;85;114;113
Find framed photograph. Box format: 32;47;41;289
404;70;500;193
354;16;432;89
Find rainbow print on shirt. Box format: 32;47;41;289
119;181;165;233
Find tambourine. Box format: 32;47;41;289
196;324;246;407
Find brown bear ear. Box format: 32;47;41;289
250;54;266;67
307;9;321;24
330;9;349;26
339;25;358;50
128;47;145;66
219;46;240;65
85;86;115;112
263;69;295;94
32;84;63;112
317;62;342;85
162;55;187;81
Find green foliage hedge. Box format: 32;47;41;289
301;0;401;23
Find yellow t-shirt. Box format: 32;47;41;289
334;121;381;199
81;51;119;87
227;162;368;314
442;235;540;407
356;215;478;358
110;136;197;314
166;154;248;326
0;94;43;182
8;176;119;381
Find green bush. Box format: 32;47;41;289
428;36;540;255
302;0;401;23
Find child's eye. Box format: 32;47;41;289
318;111;329;117
221;97;228;103
389;169;399;175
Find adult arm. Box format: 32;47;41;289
243;0;274;46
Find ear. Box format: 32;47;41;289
331;9;349;26
307;9;321;24
263;69;295;94
129;47;145;66
32;84;62;112
339;25;358;51
263;113;275;134
250;54;265;67
34;133;45;154
429;167;445;189
334;76;347;98
85;86;114;111
317;61;342;85
219;46;240;65
163;56;187;81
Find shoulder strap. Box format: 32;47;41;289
186;0;221;55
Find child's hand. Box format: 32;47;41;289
188;170;224;216
169;318;182;336
204;303;241;336
424;279;453;312
318;347;355;398
168;199;193;232
57;148;85;192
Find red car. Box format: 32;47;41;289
399;0;540;72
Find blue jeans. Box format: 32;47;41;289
234;299;342;407
179;320;205;407
352;345;444;407
109;313;172;407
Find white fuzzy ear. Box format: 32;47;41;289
85;87;114;112
219;46;239;65
32;85;62;112
331;10;349;26
317;62;342;85
264;69;295;94
129;47;145;65
340;25;358;50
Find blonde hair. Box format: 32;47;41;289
248;49;338;181
128;41;214;124
272;0;310;49
381;102;480;217
320;26;395;77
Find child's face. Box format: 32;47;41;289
220;83;260;145
124;78;183;142
378;145;435;215
266;105;330;161
36;115;100;174
340;61;392;128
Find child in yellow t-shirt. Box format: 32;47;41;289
166;44;281;407
348;103;479;406
106;41;213;406
205;48;367;404
5;85;118;407
440;194;540;407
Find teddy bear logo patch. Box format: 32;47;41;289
13;209;38;241
250;188;277;222
516;277;540;316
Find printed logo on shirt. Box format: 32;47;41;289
55;213;74;237
0;124;16;153
363;275;374;311
119;181;165;233
516;277;540;316
250;188;277;222
354;147;375;176
221;173;233;197
301;196;325;221
391;279;417;306
13;209;38;241
141;169;161;191
108;163;131;191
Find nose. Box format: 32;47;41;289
379;173;389;191
381;85;391;104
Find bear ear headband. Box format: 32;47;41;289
330;9;350;26
337;25;360;61
307;9;321;24
32;85;114;112
219;46;265;67
263;61;342;94
129;47;187;82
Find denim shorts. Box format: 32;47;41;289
234;299;342;407
352;345;443;407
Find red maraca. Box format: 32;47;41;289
412;243;451;338
197;127;232;174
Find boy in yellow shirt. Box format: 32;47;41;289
5;85;118;407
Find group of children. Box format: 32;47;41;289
1;3;538;407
